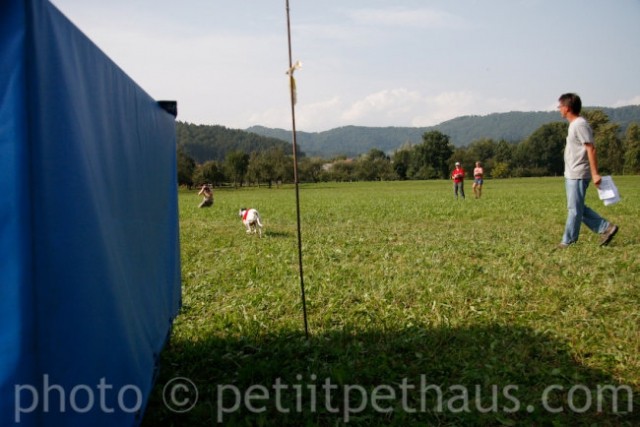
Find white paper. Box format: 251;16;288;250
597;176;620;206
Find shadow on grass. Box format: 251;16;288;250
142;325;639;426
264;230;294;239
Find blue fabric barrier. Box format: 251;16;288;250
0;1;181;425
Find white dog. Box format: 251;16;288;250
239;208;263;237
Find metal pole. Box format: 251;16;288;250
285;0;309;339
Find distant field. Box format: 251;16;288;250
143;177;640;426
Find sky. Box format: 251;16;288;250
49;0;640;133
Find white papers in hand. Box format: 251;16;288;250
597;176;620;206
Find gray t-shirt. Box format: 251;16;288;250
564;116;593;179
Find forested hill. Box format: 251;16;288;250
247;105;640;158
176;122;293;163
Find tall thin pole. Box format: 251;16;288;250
285;0;309;339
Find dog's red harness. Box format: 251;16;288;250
242;209;250;221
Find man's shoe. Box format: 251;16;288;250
600;224;618;246
557;242;572;249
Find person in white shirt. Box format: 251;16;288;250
557;93;618;248
472;161;484;199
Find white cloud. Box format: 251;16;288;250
613;96;640;107
50;1;640;133
246;106;290;130
246;97;345;132
297;97;345;131
341;89;420;124
245;88;545;132
331;89;532;129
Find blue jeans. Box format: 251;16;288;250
454;182;465;199
562;178;609;244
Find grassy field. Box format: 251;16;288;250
143;177;639;426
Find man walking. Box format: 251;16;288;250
557;93;618;248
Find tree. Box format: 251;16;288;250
623;123;640;174
267;146;294;184
246;152;267;186
355;148;394;181
326;159;355;182
466;138;496;165
245;148;291;187
177;147;196;187
491;139;515;177
494;139;514;164
513;122;566;176
298;157;325;183
410;131;454;179
392;144;413;180
193;160;224;187
582;109;624;174
595;122;624;174
583;109;610;135
224;150;249;187
176;121;293;164
491;162;510;178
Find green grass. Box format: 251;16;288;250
143;177;640;426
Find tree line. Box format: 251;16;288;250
178;110;640;187
177;121;293;164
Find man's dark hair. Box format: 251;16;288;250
558;93;582;115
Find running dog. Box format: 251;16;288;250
239;208;264;237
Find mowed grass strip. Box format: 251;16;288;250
144;177;640;426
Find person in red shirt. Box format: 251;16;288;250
451;162;465;199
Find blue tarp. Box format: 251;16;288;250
0;1;181;426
